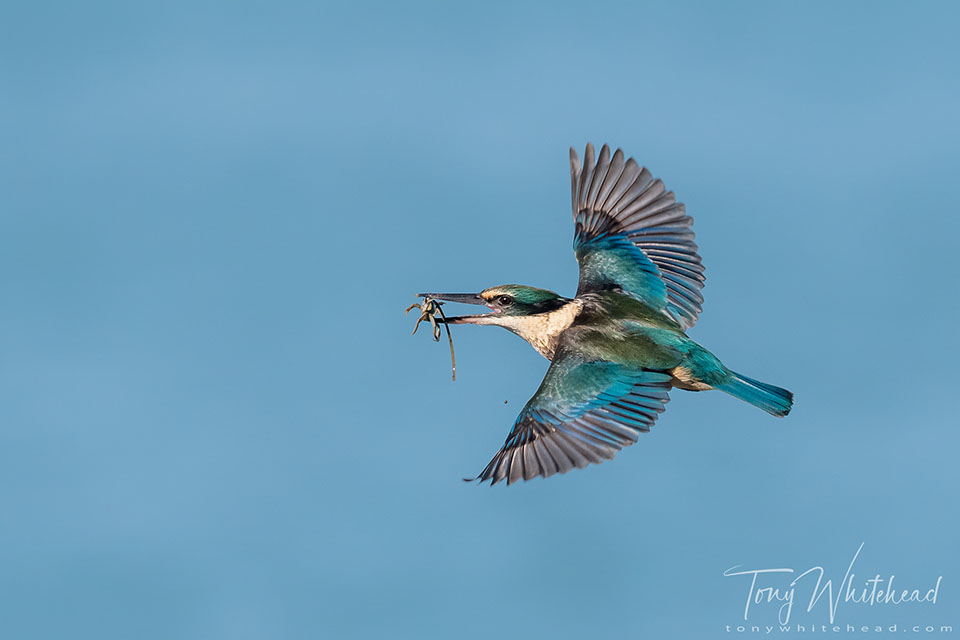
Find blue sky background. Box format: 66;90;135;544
2;2;959;638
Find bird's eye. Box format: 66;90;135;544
497;295;513;306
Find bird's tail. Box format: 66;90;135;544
718;371;793;417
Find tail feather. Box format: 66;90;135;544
719;371;793;417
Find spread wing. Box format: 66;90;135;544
570;143;705;329
472;343;672;485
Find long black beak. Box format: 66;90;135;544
416;293;485;305
415;293;491;324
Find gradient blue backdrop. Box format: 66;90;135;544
2;2;958;638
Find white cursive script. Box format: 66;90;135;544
723;543;942;624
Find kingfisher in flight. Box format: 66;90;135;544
419;143;792;485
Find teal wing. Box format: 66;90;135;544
570;143;705;329
473;344;672;485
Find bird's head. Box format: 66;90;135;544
417;285;569;325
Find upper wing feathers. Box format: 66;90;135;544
570;143;705;329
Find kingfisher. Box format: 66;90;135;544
419;143;792;485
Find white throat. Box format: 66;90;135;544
473;300;582;359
